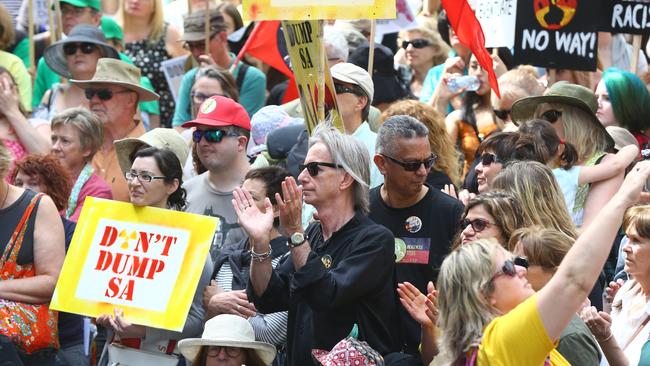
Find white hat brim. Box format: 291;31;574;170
177;338;277;364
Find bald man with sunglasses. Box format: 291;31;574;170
369;115;463;360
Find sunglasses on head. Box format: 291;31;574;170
382;154;436;171
493;108;510;120
192;129;239;143
63;42;97;56
401;39;431;49
461;217;495;233
299;161;344;177
540;109;562;123
334;83;363;96
84;88;132;101
479;153;503;166
493;256;529;278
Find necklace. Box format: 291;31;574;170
0;183;10;210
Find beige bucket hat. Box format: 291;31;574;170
71;58;159;102
114;128;189;174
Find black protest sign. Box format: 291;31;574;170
514;0;598;71
598;0;650;34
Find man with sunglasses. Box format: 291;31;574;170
369;115;464;358
330;62;383;188
172;9;266;129
181;96;251;260
72;58;160;202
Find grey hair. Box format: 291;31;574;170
51;107;104;160
324;26;349;62
376;115;430;156
309;122;370;214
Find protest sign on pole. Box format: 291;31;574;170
514;0;598;71
468;0;517;49
598;0;650;34
374;0;418;43
51;197;217;331
28;0;35;77
244;0;395;21
162;55;189;102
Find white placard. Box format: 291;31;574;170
468;0;517;49
162;55;189;102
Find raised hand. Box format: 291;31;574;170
276;177;303;235
232;187;274;243
580;306;613;342
397;281;439;329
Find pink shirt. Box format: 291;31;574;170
68;173;113;222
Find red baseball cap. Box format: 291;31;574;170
182;96;251;130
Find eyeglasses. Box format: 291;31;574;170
206;346;242;358
401;39;431;49
491;256;529;280
381;154;436;171
334;83;363;96
191;91;223;104
461;217;495;233
84;88;133;101
299;161;344;177
540;109;562;123
479;153;503;166
63;42;98;56
192;129;240;143
125;171;166;183
493;108;510;120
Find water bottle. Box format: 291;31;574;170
447;75;480;93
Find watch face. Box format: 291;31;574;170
291;232;304;244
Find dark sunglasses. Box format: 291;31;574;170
192;129;239;143
494;257;529;278
84;88;132;101
299;161;343;177
63;42;97;56
401;39;431;49
540;109;562;123
382;154;436;171
493;108;510;120
479;153;503;166
461;217;495;233
334;83;363;96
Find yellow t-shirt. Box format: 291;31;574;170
476;294;570;365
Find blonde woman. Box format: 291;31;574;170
381;100;460;188
433;161;650;365
396;26;450;98
510;227;601;366
492;161;578;240
116;0;187;127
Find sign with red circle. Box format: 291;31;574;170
533;0;577;30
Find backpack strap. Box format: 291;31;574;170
236;63;250;91
0;193;44;268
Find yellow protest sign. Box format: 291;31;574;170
51;197;217;331
283;20;343;134
245;0;395;21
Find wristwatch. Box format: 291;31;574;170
287;232;307;248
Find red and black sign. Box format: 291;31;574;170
514;0;598;71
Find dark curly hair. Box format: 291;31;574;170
11;154;72;211
133;147;186;211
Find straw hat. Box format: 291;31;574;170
71;58;159;101
178;314;276;364
44;24;119;79
114;128;189;174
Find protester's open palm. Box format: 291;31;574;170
232;187;273;243
397;281;439;329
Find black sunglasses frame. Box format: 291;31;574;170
461;217;494;233
299;161;344;177
334;83;364;97
382;154;437;172
540;109;562;123
84;88;132;101
401;39;431;49
192;129;240;143
493;108;510;120
479;153;503;167
63;42;98;56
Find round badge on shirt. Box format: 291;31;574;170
395;238;407;262
404;216;422;233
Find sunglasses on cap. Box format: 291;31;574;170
84;88;133;101
493;108;510;120
192;129;240;143
479;153;503;166
63;42;98;56
540;109;562;123
401;39;431;49
299;161;344;177
492;256;529;280
334;83;363;97
461;217;495;233
382;154;436;171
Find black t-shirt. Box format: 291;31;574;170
368;184;464;353
425;169;453;190
0;189;39;265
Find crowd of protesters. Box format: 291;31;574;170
3;0;650;365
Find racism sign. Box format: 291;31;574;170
243;0;395;20
51;197;217;331
598;0;650;34
514;0;598;71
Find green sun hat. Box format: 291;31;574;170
100;16;124;43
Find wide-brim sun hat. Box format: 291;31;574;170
178;314;276;364
114;128;190;174
44;24;119;79
511;81;614;148
71;58;159;102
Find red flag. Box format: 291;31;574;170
441;0;500;98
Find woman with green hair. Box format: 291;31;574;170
596;68;650;147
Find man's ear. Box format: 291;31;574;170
338;170;355;191
373;154;388;175
236;135;249;152
355;94;368;112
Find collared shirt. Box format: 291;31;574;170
92;121;146;202
350;121;383;188
248;211;400;366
